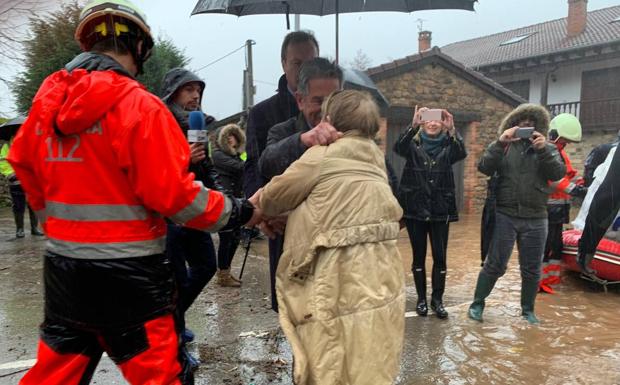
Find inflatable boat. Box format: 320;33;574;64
562;229;620;282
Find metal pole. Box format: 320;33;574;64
294;14;300;31
245;39;256;108
335;0;339;64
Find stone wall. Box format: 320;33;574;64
563;130;618;177
375;64;516;213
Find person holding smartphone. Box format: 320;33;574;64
468;104;566;324
394;106;467;319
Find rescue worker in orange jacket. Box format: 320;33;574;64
8;1;260;385
540;113;586;293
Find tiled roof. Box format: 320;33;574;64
441;5;620;69
366;47;526;107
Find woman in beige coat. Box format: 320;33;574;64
256;90;405;385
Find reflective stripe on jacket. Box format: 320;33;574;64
8;65;232;259
547;145;578;205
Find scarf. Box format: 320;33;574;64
420;131;446;158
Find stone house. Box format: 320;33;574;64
367;48;526;214
441;1;620;174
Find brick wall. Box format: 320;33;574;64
375;64;515;213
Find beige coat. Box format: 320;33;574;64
260;133;406;385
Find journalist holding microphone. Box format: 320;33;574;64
161;68;223;368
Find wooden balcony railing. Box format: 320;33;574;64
547;98;620;132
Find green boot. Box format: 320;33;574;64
521;278;540;324
468;271;498;322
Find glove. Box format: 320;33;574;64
570;185;588;199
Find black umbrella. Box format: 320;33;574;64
0;115;26;141
191;0;476;62
342;67;389;109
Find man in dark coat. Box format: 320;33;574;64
578;144;620;275
244;31;319;312
258;57;343;312
243;31;319;198
583;129;619;187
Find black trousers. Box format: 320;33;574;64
405;219;449;304
268;235;284;312
9;184;37;230
217;228;241;270
580;146;620;256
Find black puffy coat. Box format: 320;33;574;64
394;126;467;222
212;124;246;198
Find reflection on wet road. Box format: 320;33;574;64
0;209;618;384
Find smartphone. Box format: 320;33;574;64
187;129;208;143
515;127;534;139
420;109;443;122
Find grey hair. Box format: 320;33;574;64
297;57;343;96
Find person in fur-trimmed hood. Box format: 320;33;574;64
212;124;246;286
468;103;566;325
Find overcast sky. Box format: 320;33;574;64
1;0;619;119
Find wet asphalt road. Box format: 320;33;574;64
1;207;619;385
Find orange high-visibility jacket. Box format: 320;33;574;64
547;145;578;205
8;68;232;259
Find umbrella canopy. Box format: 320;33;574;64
191;0;476;17
191;0;477;61
0;115;26;141
342;67;389;110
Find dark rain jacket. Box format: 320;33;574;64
243;74;299;197
259;113;310;181
212;124;246;198
478;104;566;219
161;68;224;192
583;132;619;187
394;126;467;222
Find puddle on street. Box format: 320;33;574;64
0;209;619;384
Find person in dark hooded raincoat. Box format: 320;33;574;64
161;67;224;367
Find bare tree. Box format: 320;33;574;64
0;0;54;114
347;49;373;71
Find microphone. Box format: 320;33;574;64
187;111;207;143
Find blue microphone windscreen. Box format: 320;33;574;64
188;111;205;131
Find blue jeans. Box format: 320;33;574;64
166;224;217;332
482;212;548;283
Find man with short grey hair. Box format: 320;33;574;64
258;57;343;312
259;57;343;179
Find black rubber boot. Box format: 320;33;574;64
14;212;24;238
468;271;498;322
413;267;428;316
28;207;44;236
431;266;448;319
521;278;540;324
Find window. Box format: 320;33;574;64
499;33;536;46
501;79;530;101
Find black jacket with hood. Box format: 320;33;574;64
212;124;246;198
478;104;566;219
394;125;467;222
161;67;224;192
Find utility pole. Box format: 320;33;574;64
294;14;300;31
242;39;256;111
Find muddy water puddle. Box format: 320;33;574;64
0;209;619;384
